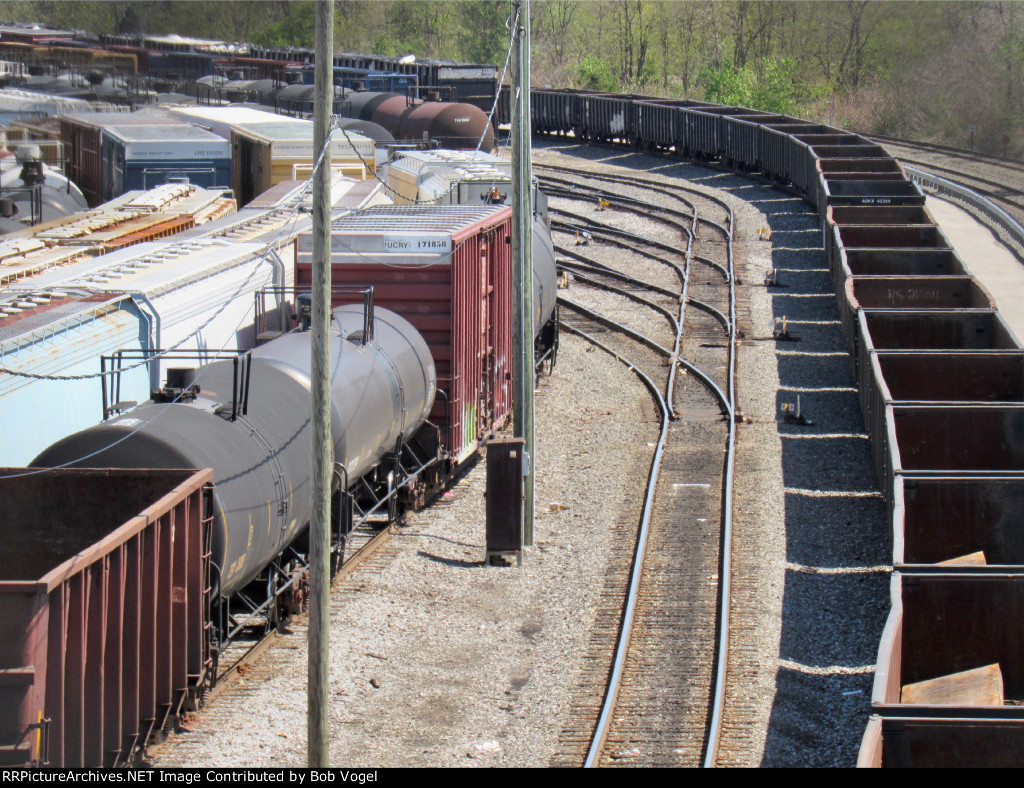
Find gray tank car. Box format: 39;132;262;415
32;304;436;596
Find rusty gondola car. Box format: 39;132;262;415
521;88;1024;767
0;468;213;767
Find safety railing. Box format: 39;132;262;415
905;164;1024;252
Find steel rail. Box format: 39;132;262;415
540;174;699;224
898;156;1024;199
893;159;1024;219
551;217;688;283
565;164;730;428
867;133;1024;174
543;178;733;248
563;290;733;768
536;162;737;224
561;264;736;769
555;248;680;298
543;184;695;243
665;195;698;417
548;153;739;765
563;268;679;333
538;166;702;208
536;162;739;230
557;319;670;770
702;202;737;768
551;210;729;280
555;254;729;331
560;297;673;359
548;161;732;440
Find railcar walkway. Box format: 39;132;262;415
927;196;1024;340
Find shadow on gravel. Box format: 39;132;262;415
402;532;481;550
532;140;891;766
760;667;876;767
415;549;486;569
738;187;890;767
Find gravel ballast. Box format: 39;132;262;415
150;330;657;768
148;143;890;768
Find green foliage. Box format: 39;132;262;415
249;1;314;49
575;56;619;92
633;56;656;89
455;0;511;65
371;32;399;58
699;57;799;114
750;57;798;114
698;60;753;106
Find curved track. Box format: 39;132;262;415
536;163;740;767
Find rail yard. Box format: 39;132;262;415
2;20;1024;771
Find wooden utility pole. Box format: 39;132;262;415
308;0;333;769
511;0;535;546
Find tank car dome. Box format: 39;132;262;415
246;79;278;103
0;151;88;230
0;187;87;235
397;101;495;152
272;82;315;113
274;82;315;103
220;79;257;102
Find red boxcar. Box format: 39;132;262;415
0;468;213;767
295;204;514;467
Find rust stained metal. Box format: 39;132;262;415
0;468;213;767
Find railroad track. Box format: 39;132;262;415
147;537;407;767
866;133;1024;176
537;163;741;767
206;516;398;696
154;141;894;768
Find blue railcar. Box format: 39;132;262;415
146;49;219;80
0;291;150;467
100;123;232;202
298;64;417;93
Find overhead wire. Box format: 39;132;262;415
0;125;342;382
0;20;525;475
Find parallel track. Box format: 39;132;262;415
539;166;741;767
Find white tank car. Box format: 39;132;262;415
0;145;88;234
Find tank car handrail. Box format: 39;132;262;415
100;347;248;421
258;284;375;343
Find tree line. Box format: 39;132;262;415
2;1;1021;157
